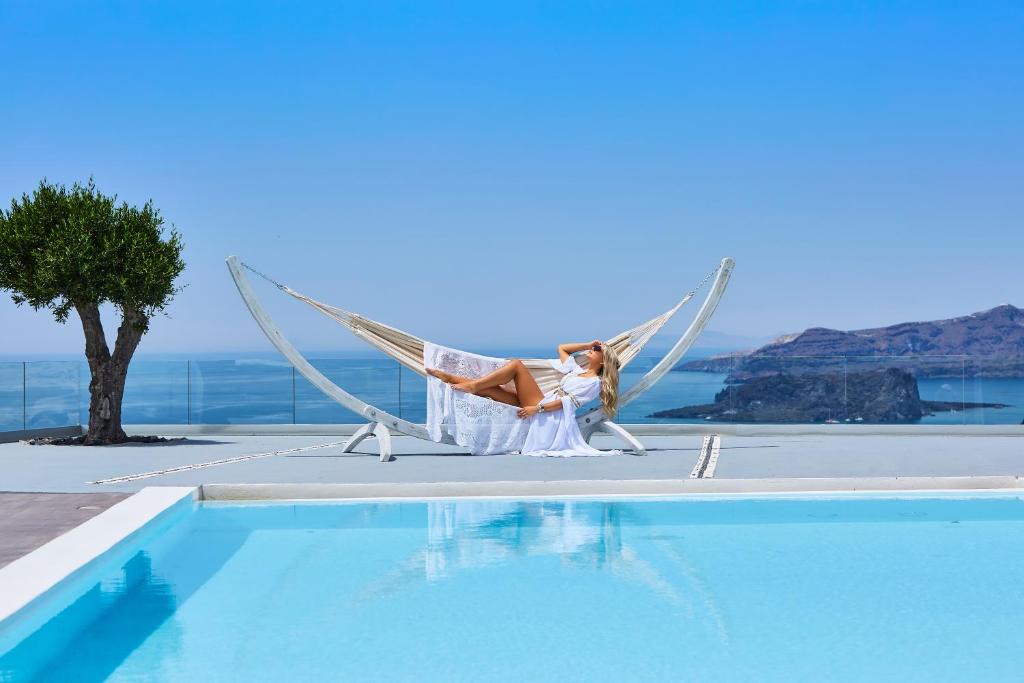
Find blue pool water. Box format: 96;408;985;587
4;495;1024;681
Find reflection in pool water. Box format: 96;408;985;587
357;501;729;644
1;553;180;681
6;497;1024;682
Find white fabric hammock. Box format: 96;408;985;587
227;255;735;461
245;263;717;396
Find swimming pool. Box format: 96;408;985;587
3;494;1024;681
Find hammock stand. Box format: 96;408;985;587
226;255;735;461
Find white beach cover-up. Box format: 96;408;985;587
424;342;622;457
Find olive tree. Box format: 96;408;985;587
0;180;184;444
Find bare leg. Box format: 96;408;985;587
428;369;502;389
477;386;520;406
454;359;543;408
426;368;520;405
426;368;459;383
452;361;516;393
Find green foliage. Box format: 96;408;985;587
0;179;185;330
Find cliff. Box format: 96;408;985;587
679;304;1024;378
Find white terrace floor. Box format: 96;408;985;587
1;431;1022;494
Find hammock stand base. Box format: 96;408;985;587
341;418;645;462
588;420;648;456
226;256;735;462
342;422;394;463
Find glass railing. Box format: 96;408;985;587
0;363;25;432
1;354;1021;431
296;359;402;424
125;361;190;424
641;354;1024;426
0;361;81;431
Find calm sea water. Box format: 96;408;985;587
1;351;1021;431
4;496;1024;681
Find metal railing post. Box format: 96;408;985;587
22;361;27;430
292;365;297;424
962;357;967;424
187;360;192;425
842;356;848;416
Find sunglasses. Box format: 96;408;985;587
591;343;603;352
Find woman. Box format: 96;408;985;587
426;340;621;457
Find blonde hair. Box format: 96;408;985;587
596;345;620;416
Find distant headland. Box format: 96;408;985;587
654;305;1021;423
679;304;1024;379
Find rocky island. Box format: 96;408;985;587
651;368;1009;423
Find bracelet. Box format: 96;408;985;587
537;404;545;413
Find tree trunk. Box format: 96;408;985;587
77;302;147;445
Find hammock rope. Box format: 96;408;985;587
241;262;720;393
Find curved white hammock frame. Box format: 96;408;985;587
226;255;735;461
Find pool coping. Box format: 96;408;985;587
0;486;197;628
200;475;1024;500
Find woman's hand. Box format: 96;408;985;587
517;405;540;419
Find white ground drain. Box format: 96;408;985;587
689;434;721;479
88;440;348;485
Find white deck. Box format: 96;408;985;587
1;431;1021;494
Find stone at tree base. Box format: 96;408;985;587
23;435;182;446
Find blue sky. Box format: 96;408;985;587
1;1;1021;356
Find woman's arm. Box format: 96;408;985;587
557;340;601;362
517;399;563;419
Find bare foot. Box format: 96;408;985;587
452;380;478;394
426;368;451;383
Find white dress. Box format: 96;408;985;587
424;342;622;457
519;356;622;457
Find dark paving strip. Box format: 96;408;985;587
0;492;131;568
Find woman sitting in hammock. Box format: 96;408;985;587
425;341;621;457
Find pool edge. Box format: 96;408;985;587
200;476;1024;501
0;486;198;627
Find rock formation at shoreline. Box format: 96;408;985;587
650;368;1009;423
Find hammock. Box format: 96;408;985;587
226;256;736;461
241;263;718;396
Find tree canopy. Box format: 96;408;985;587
0;179;185;330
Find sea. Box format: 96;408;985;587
1;347;1021;431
